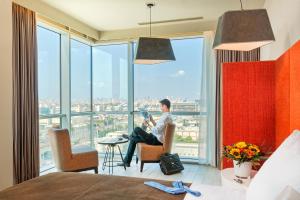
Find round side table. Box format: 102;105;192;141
221;168;257;190
98;137;128;175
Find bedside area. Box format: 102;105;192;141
221;168;257;190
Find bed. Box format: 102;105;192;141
0;172;189;200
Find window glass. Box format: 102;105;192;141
92;44;128;112
71;39;92;112
134;38;203;112
37;26;60;115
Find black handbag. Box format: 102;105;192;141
159;153;184;175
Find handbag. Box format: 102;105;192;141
159;153;184;175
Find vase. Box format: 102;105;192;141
233;160;252;179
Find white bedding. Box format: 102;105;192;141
184;183;246;200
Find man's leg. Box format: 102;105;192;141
146;133;163;146
133;128;163;146
123;127;149;166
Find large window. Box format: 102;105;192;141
37;27;207;171
71;39;92;113
134;38;206;160
38;27;61;115
70;39;92;146
92;44;128;112
37;26;61;171
92;44;129;152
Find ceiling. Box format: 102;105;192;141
41;0;266;31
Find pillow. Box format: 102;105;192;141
246;130;300;200
275;185;300;200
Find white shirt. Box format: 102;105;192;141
151;112;173;143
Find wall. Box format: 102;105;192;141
222;61;276;168
275;41;300;147
261;0;300;60
222;41;300;168
0;0;14;190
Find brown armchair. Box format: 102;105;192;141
48;128;99;174
136;123;176;172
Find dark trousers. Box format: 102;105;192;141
124;127;162;164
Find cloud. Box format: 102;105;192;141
170;70;185;77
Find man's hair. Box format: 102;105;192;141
160;99;171;109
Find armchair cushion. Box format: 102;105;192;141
68;146;99;171
137;143;164;161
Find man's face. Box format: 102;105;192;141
160;104;168;112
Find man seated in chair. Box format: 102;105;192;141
118;99;173;167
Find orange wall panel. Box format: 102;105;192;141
222;61;276;168
289;41;300;134
275;50;291;147
275;40;300;147
221;40;300;168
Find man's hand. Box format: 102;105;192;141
149;114;156;126
143;119;150;127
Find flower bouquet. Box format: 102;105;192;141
223;142;264;178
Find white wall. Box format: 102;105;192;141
261;0;300;60
0;0;14;190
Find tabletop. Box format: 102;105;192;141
97;136;129;145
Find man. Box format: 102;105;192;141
119;99;173;167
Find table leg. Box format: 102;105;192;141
111;145;115;174
117;145;126;170
102;145;109;171
108;145;111;175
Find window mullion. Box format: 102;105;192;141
128;42;134;135
60;32;71;131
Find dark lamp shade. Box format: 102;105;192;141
135;37;176;64
213;9;275;51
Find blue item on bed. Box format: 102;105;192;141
172;181;201;197
144;181;201;197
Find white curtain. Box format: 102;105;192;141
199;31;217;166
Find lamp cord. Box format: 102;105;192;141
240;0;244;10
149;5;152;37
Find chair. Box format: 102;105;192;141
136;123;176;172
48;128;99;174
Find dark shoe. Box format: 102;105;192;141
117;162;130;167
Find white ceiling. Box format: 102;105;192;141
41;0;266;31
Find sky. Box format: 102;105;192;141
38;26;204;103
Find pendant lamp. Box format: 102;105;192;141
213;0;275;51
135;3;175;64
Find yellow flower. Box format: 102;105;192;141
225;145;232;151
249;145;260;153
230;148;241;159
244;149;255;158
235;142;247;149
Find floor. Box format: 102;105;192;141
42;156;221;186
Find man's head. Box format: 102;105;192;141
159;99;171;112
